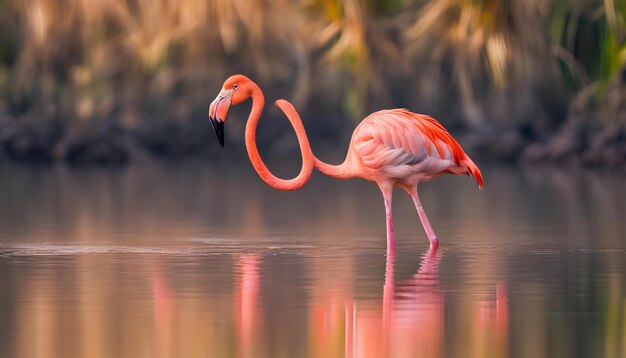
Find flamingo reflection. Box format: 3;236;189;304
313;249;508;358
148;254;264;358
387;250;444;357
151;267;174;357
145;249;507;358
235;254;263;358
468;282;508;357
348;250;444;358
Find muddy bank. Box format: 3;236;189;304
1;110;625;168
0;113;217;165
465;125;626;168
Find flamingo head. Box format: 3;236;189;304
209;74;255;147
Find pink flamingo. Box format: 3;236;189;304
209;75;482;252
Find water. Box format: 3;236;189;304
0;161;625;358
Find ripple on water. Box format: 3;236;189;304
0;244;199;257
0;234;388;259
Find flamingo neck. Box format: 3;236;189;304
244;88;315;191
244;85;353;189
314;156;353;180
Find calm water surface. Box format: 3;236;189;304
0;161;625;358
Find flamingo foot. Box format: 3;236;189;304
427;238;439;254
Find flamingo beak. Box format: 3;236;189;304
209;117;224;148
209;90;232;147
209;115;225;148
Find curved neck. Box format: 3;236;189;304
244;88;315;191
244;87;353;190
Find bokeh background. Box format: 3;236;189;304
1;2;626;357
0;0;625;166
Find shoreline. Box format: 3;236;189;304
1;114;625;169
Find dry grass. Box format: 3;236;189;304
0;0;624;129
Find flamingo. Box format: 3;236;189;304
209;74;482;252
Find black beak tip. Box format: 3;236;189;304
209;116;225;148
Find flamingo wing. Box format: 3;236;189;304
352;109;482;187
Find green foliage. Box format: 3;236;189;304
551;0;625;100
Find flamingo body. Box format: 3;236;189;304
209;74;482;253
347;109;482;189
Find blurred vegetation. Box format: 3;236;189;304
0;0;624;165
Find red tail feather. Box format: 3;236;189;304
462;157;483;189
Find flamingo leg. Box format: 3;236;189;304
379;185;396;255
407;189;439;251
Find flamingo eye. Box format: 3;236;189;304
232;84;238;90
